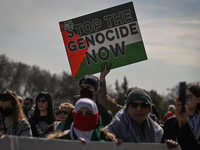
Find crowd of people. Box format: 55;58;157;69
0;66;200;149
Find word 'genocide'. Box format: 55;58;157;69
67;22;138;65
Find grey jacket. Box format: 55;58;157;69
0;115;32;136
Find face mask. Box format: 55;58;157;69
0;107;13;117
72;110;98;131
80;88;93;99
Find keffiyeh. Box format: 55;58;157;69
187;110;200;140
104;107;163;143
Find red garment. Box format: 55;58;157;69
72;110;99;131
163;111;174;122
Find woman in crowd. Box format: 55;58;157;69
0;90;32;136
172;97;200;150
149;104;161;125
53;106;59;121
29;92;54;137
47;98;123;145
163;83;200;142
45;102;75;133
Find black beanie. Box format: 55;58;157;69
126;88;152;111
79;75;101;90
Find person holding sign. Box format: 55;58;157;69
64;75;113;130
104;88;163;143
98;64;123;116
0;90;32;136
79;75;113;127
163;83;200;143
99;65;147;117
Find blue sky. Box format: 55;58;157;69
0;0;200;95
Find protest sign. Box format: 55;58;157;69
0;135;181;150
59;2;147;78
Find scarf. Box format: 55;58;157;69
72;110;98;131
0;115;14;134
104;107;163;143
70;115;103;141
187;110;200;140
0;115;28;135
70;98;102;141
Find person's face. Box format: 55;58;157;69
80;82;96;92
54;108;59;115
23;100;33;111
77;107;93;116
185;89;200;111
37;97;48;111
127;100;150;126
80;82;99;101
0;101;12;110
58;107;71;123
168;107;175;112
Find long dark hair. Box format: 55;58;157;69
31;92;54;124
151;104;160;120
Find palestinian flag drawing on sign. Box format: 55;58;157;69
59;2;147;79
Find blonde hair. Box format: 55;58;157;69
59;102;74;110
47;131;64;139
101;128;116;141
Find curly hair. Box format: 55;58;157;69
1;90;26;128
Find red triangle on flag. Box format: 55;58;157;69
61;30;89;78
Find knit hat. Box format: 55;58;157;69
79;75;101;90
126;88;152;112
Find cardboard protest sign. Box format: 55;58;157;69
59;2;147;78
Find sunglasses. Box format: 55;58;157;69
37;99;47;103
130;102;149;109
23;103;30;106
57;111;69;115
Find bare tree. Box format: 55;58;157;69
57;71;79;102
23;66;52;98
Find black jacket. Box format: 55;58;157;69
173;121;200;150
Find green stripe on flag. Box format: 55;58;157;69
74;41;147;79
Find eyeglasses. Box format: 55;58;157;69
23;103;30;106
37;99;47;103
130;102;149;109
57;111;68;115
185;95;193;101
